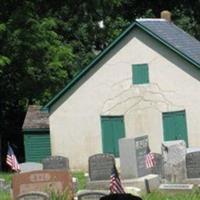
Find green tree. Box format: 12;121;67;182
0;0;200;166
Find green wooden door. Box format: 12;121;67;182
24;133;51;162
162;111;188;146
101;116;125;157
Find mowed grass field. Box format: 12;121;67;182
1;172;200;199
0;172;12;200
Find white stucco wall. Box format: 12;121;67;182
49;27;200;170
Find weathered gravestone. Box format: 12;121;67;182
186;147;200;178
151;153;163;177
162;140;186;182
19;162;42;173
119;136;150;179
89;154;115;181
17;192;49;200
12;170;73;200
77;190;109;200
0;178;5;190
0;178;11;192
42;156;69;170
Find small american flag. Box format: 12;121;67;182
6;144;20;172
145;145;156;169
110;164;125;194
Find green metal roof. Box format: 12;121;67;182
43;20;200;110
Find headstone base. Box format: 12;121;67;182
159;183;193;193
86;180;110;190
183;178;200;185
77;190;109;200
124;186;142;197
86;174;160;193
122;174;160;193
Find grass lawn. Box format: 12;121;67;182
1;172;200;199
0;172;12;200
143;189;200;200
0;172;12;184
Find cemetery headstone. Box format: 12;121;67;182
12;170;73;200
42;156;69;170
0;178;5;190
186;147;200;178
0;178;11;192
77;190;109;200
19;162;42;173
119;136;150;179
162;140;186;182
17;192;49;200
89;154;115;181
151;153;163;177
159;183;193;193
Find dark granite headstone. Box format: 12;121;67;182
151;153;163;176
42;156;69;170
77;190;109;200
186;148;200;178
135;136;149;177
17;192;49;200
89;154;115;181
100;194;143;200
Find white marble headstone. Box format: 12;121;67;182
162;140;186;182
19;162;42;173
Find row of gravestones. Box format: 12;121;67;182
12;154;119;200
14;153;144;200
13;138;200;199
20;155;69;173
160;141;200;181
13;156;73;200
119;136;200;181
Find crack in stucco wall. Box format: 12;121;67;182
101;81;183;115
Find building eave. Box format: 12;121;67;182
23;128;49;133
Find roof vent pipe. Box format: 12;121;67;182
161;10;172;22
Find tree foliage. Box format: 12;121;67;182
0;0;200;162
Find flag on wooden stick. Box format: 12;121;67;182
6;144;20;172
145;145;156;169
110;164;125;194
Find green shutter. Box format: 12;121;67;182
162;113;175;141
24;133;51;162
101;117;114;154
101;116;125;157
162;110;188;146
132;63;149;84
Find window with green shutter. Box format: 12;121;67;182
101;116;125;157
132;63;149;84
